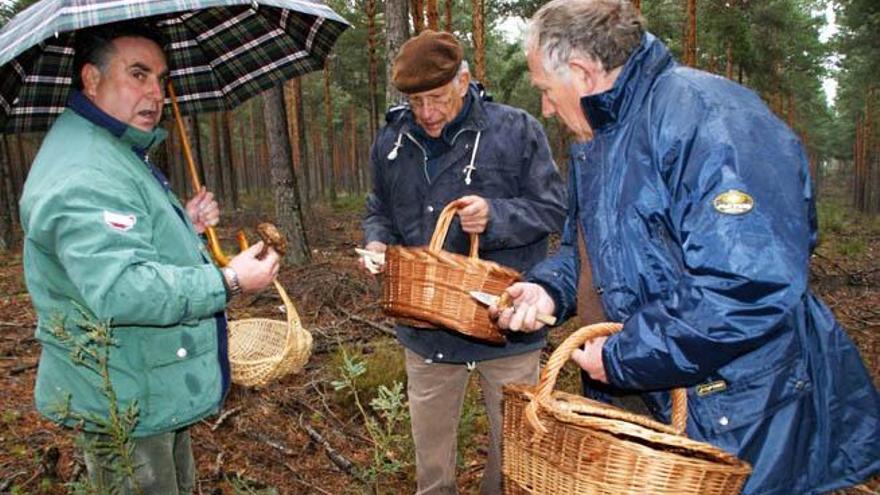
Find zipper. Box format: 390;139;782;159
403;132;430;184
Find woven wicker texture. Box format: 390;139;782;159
228;279;312;388
382;202;521;343
502;323;752;494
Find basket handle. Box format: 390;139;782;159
272;279;303;330
427;201;479;258
525;323;688;436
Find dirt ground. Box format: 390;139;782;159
1;182;878;494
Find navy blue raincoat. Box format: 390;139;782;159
528;34;879;495
364;85;567;363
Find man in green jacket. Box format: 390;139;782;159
19;23;279;493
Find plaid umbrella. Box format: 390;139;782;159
0;0;349;133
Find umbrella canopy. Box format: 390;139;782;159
0;0;349;133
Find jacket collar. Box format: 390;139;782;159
579;33;674;132
67;90;167;156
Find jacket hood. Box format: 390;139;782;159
580;33;674;131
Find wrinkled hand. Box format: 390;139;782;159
227;242;279;293
185;187;219;234
491;282;556;333
572;336;609;383
358;241;387;275
456;195;490;234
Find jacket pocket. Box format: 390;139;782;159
140;324;221;430
689;352;811;437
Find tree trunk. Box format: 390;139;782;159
472;0;487;84
262;85;311;265
366;0;380;141
0;137;14;251
444;0;453;31
426;0;439;30
725;40;733;80
222;111;240;210
324;64;337;202
293;78;310;203
385;0;410;107
410;0;424;34
2;135;20;246
211;113;226;203
632;0;641;12
683;0;697;67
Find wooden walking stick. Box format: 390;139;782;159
167;82;231;266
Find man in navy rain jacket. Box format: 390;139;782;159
493;1;880;494
361;30;566;494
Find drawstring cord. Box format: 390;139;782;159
387;132;403;160
463;131;481;185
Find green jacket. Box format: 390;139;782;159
20;105;228;437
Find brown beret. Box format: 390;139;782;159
392;30;463;94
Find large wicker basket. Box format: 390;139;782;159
228;279;312;388
503;323;752;494
382;202;521;343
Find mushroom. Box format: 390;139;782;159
255;223;287;259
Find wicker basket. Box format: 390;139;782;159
382;202;521;343
502;323;752;494
227;279;312;388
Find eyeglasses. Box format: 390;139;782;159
408;92;454;112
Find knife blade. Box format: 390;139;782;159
469;290;557;326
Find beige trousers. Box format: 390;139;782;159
405;349;542;495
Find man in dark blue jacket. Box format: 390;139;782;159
361;30;566;494
493;1;880;494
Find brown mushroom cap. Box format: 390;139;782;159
256;223;287;259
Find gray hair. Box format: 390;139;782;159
526;0;644;76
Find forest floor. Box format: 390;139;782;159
0;177;878;494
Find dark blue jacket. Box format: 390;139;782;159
528;34;879;495
364;85;567;362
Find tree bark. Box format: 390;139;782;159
221;111;240;209
385;0;410;107
0;137;14;251
324;63;337;202
211;113;226;203
262;85;311;265
366;0;380;141
410;0;424;34
683;0;698;67
725;40;733;80
426;0;439;30
472;0;487;84
444;0;453;31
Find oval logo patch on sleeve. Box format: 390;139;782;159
104;211;137;231
713;189;754;215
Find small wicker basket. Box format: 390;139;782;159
227;279;312;388
502;322;752;495
382;202;521;343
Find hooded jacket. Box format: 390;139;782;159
528;34;879;495
364;84;567;362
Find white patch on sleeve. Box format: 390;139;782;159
103;211;137;232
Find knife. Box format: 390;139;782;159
469;290;557;326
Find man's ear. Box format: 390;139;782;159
458;70;471;96
81;63;102;98
567;57;602;95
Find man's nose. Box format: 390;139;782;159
148;78;164;99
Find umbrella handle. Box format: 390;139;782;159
167;82;231;267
